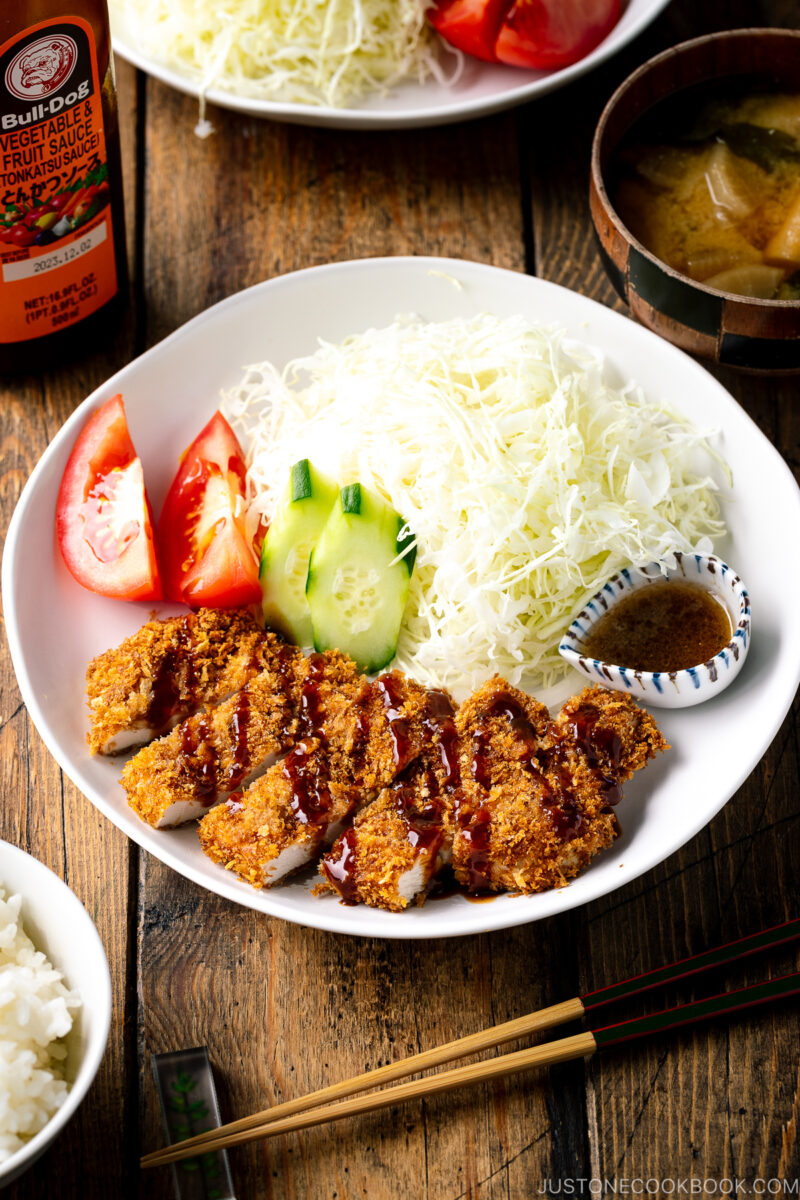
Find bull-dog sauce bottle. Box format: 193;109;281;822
0;0;127;372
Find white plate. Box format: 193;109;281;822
5;257;800;939
110;0;671;130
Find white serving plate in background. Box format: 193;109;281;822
4;256;800;939
110;0;671;130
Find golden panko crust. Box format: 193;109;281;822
86;607;267;755
199;670;430;887
451;679;667;896
318;687;458;911
199;740;357;888
317;774;441;912
90;605;669;910
120;638;308;827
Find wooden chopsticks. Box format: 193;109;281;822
141;916;800;1169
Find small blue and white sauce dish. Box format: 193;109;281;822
558;552;750;709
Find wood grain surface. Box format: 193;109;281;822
0;2;798;1197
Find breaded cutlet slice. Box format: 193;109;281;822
198;738;360;888
451;680;667;895
86;607;268;755
318;689;460;911
549;684;669;785
122;647;359;829
198;671;429;889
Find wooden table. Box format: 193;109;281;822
2;1;798;1195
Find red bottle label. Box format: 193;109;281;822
0;15;118;343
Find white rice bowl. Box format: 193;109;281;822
0;841;110;1186
0;888;81;1161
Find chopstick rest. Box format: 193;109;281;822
151;1048;237;1199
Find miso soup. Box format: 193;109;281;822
612;87;800;300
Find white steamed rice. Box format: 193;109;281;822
0;887;81;1162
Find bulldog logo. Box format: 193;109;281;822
5;34;78;101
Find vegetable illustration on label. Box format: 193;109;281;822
0;12;123;350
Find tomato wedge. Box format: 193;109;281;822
427;0;511;62
158;411;260;608
428;0;620;69
56;394;162;601
494;0;621;69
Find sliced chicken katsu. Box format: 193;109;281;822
318;689;461;911
122;646;359;828
198;670;429;888
86;607;269;755
451;679;667;895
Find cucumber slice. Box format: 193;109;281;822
260;459;338;645
306;482;416;673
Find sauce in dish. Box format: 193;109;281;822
582;581;732;673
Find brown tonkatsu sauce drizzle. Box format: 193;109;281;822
284;654;332;826
425;866;497;904
462;693;543;891
470;694;538;789
146;617;196;730
469;728;492;790
566;708;622;805
377;673;413;769
425;689;461;791
179;714;218;803
394;690;460;856
156;630;294;801
583;580;732;672
226;792;244;815
322;826;359;904
284;739;332;827
390;772;443;853
275;642;298;739
298;653;327;731
226;690;252;789
465;692;625;869
327;689;458;905
457;803;493;893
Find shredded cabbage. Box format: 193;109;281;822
224;314;728;697
111;0;459;110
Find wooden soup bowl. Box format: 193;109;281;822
590;28;800;374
